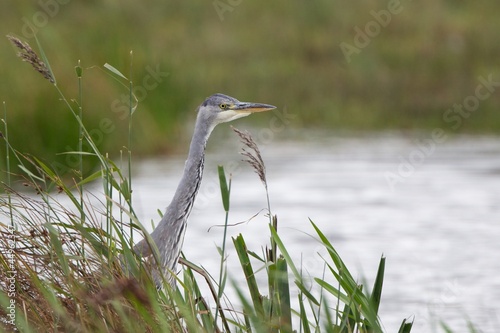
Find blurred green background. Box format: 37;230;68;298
1;0;499;174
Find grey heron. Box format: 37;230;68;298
133;93;276;288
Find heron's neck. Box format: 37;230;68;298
168;115;214;221
143;114;215;284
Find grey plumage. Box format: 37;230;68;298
133;93;276;288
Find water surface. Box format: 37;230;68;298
127;132;500;332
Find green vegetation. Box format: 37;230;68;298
0;34;486;333
0;159;410;332
0;40;410;332
1;1;500;171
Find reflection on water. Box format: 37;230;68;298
122;132;500;332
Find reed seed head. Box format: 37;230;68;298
7;35;55;84
231;126;268;188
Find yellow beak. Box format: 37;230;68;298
232;102;276;113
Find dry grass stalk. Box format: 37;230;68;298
0;188;151;332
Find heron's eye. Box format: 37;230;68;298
219;103;228;110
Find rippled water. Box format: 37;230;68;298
110;132;500;332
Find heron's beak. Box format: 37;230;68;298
232;102;276;113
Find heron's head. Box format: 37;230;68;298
199;93;276;125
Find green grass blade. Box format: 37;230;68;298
217;165;230;211
268;224;300;278
370;255;386;315
310;220;357;289
233;282;268;332
74;169;106;187
298;292;312;333
295;280;320;306
276;256;292;332
32;156;58;179
184;265;215;330
233;234;264;317
314;278;350;305
33;34;56;85
322;297;336;333
44;222;70;276
399;318;414;333
104;62;128;80
18;164;45;182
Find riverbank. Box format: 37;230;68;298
1;1;500;169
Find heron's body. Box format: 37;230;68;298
133;93;276;287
